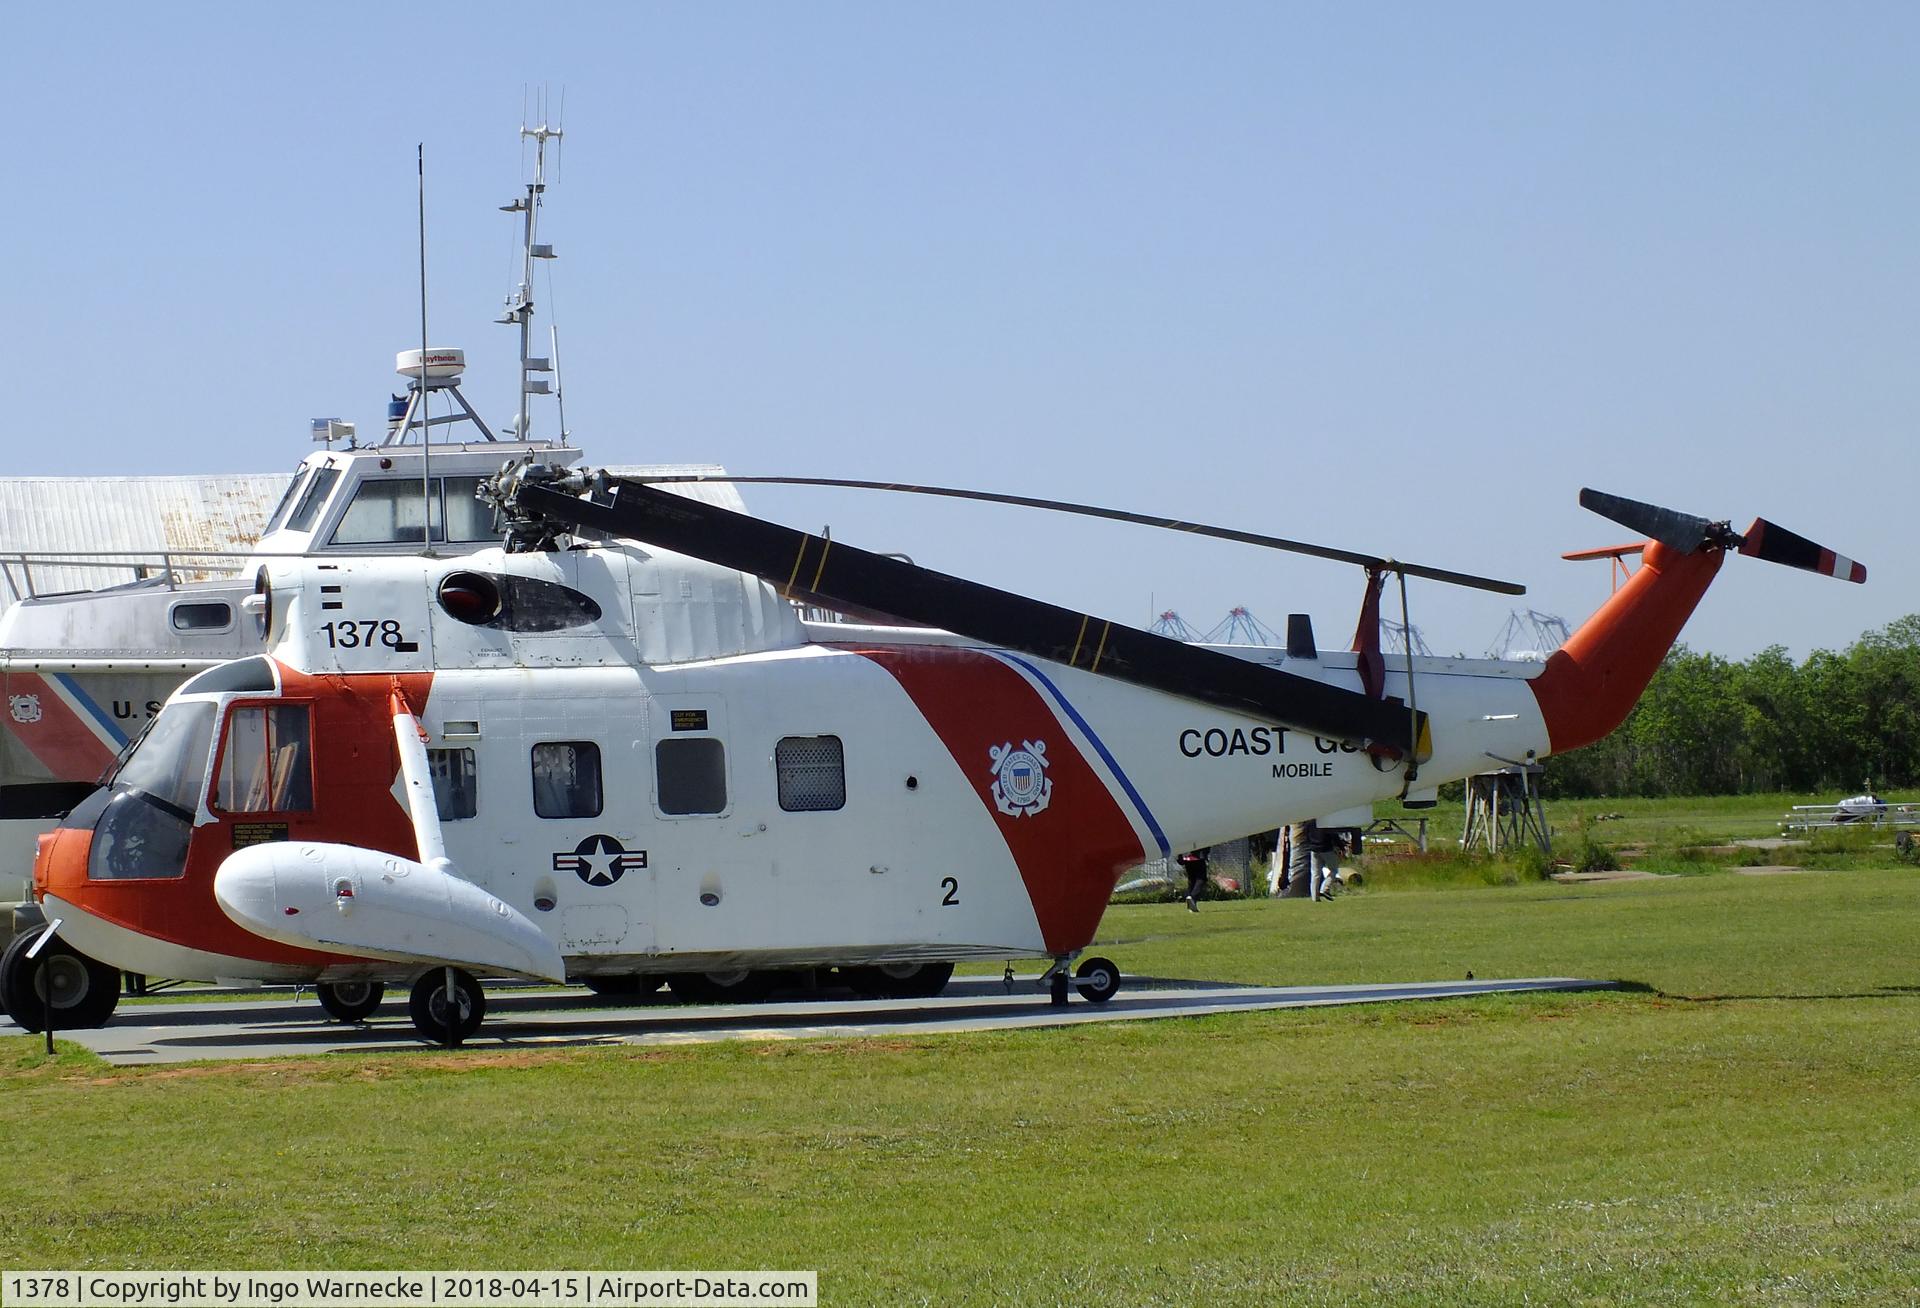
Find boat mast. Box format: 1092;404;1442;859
502;103;562;443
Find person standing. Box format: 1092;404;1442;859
1176;846;1211;911
1308;825;1346;900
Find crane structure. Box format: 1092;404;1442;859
1202;606;1284;646
1487;609;1572;662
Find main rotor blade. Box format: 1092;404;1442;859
508;475;1427;755
637;474;1526;596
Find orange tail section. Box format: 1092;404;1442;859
1527;539;1724;755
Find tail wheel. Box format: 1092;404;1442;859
0;931;119;1032
849;962;955;999
667;970;775;1003
1074;956;1121;1005
407;969;485;1043
583;974;665;997
316;980;386;1024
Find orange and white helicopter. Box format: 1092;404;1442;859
3;451;1865;1042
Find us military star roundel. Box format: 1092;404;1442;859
989;740;1053;817
552;834;649;886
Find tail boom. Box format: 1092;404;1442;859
1527;539;1724;755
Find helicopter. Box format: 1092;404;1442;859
2;455;1864;1044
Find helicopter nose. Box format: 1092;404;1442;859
34;825;90;904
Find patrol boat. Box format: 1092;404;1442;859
0;123;738;899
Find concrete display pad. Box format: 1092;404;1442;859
1;975;1618;1065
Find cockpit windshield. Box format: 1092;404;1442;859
111;700;216;815
80;700;217;881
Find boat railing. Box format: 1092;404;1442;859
0;549;256;603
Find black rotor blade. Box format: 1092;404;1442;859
637;474;1525;596
510;476;1427;755
1738;517;1867;583
1578;489;1723;553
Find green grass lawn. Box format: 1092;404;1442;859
3;866;1918;1304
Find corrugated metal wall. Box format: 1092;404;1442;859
0;464;751;608
0;474;289;604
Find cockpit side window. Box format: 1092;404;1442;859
285;465;341;533
214;703;315;813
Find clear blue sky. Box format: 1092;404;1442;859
8;3;1916;659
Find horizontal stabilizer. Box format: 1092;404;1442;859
1578;489;1722;553
1739;518;1867;583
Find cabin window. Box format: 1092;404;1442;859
429;747;478;820
330;476;497;546
656;737;728;816
532;741;602;819
215;703;314;813
776;735;846;812
170;600;233;632
285;465;340;533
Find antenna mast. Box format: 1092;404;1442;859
502;91;562;442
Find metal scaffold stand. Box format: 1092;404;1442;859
1460;764;1551;855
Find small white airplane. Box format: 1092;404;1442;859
7;467;1864;1042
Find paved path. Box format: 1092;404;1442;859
2;975;1618;1065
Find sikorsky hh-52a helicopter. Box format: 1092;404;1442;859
4;430;1865;1042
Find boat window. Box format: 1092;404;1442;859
443;476;496;542
429;747;478;820
331;476;500;546
657;737;728;816
285;465;341;533
776;735;846;813
263;467;309;534
532;741;602;819
215;703;315;813
170;600;233;632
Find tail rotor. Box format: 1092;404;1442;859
1578;488;1865;584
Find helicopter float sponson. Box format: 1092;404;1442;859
16;468;1865;1041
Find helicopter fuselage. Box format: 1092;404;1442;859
31;540;1560;987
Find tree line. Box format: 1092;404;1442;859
1541;615;1920;798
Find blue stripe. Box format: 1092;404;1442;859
992;651;1172;859
52;673;131;747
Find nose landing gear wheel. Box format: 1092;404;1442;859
316;980;386;1024
408;969;485;1044
1075;956;1121;1004
0;931;119;1032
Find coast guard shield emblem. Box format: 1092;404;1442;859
8;695;40;725
989;740;1053;817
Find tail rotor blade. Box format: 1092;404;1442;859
1578;489;1721;553
1739;518;1867;583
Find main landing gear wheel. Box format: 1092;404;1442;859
316;980;385;1024
1075;956;1120;1004
848;962;955;999
408;969;485;1044
667;970;775;1003
583;974;665;998
0;931;119;1032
